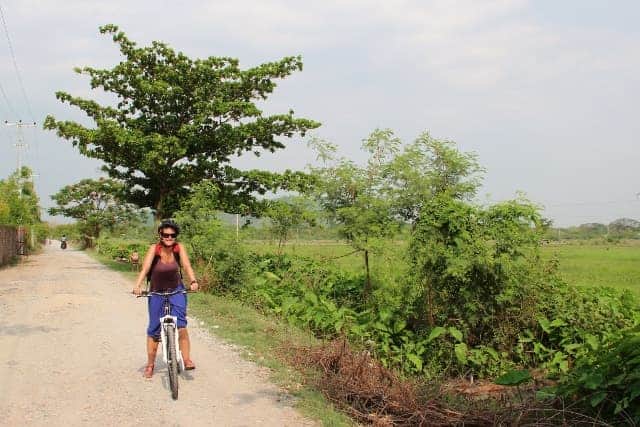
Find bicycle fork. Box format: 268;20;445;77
160;315;185;372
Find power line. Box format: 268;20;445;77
0;2;34;121
0;75;16;118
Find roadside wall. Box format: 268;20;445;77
0;225;17;266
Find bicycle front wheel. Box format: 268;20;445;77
166;326;179;400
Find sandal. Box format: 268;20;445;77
143;364;154;378
184;359;196;370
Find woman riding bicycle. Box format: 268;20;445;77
133;219;199;378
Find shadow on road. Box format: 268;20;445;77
0;324;59;336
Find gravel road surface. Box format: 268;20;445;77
0;244;316;426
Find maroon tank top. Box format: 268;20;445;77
150;259;181;291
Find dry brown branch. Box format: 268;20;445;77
290;338;496;426
286;338;621;426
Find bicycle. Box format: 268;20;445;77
137;288;189;399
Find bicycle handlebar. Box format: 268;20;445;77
135;289;196;298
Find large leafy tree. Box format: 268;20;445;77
44;24;320;219
48;178;141;247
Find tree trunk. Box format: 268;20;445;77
155;191;169;220
426;278;434;327
155;196;164;221
364;249;372;295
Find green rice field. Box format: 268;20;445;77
542;243;640;294
250;240;640;294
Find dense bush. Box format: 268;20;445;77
173;182;252;292
195;237;251;293
403;196;548;374
234;194;640;384
519;280;640;375
553;326;640;423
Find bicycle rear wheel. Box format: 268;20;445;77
166;325;179;399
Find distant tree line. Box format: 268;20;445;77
546;218;640;241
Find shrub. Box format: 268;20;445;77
553;326;640;423
95;236;149;261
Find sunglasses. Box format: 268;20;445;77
160;233;177;239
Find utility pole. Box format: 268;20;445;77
5;120;36;197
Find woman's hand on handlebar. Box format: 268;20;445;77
189;281;199;292
133;286;142;296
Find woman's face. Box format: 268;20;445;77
159;227;177;246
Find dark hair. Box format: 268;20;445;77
157;219;180;236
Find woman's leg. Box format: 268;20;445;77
178;328;195;368
146;336;159;365
145;296;163;378
144;336;159;378
172;289;194;369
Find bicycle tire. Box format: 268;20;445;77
166;326;179;400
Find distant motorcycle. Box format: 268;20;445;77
60;241;67;250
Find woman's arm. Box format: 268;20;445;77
179;244;199;291
133;245;156;294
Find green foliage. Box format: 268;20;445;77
173;181;223;260
553;327;640;423
49;177;142;247
49;223;82;241
174;181;250;291
384;131;484;226
44;24;320;219
233;130;640;387
242;253;431;375
516;283;640;375
308;130;403;291
29;222;50;246
263;196;317;251
307;129;487;297
403;192;640;380
0;167;41;226
407;194;544;341
245;254;362;334
95;236;149;260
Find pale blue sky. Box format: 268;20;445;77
0;0;638;226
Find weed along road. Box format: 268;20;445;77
0;245;315;426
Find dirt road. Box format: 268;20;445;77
0;244;316;426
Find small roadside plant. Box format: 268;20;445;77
262;196;317;252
